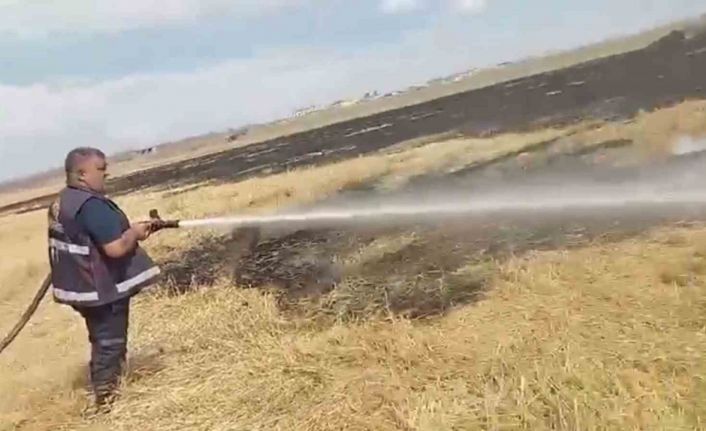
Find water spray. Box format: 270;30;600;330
150;189;706;232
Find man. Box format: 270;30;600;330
47;147;161;410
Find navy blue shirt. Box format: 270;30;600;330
76;198;124;245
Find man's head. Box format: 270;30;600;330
65;147;109;193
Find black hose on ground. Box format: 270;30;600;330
0;273;51;355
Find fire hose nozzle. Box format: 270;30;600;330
148;209;181;232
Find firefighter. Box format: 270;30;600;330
47;147;161;410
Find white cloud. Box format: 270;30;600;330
0;0;310;38
380;0;424;14
0;0;492;37
451;0;488;14
379;0;489;15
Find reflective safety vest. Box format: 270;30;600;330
47;186;161;307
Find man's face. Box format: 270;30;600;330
78;155;109;193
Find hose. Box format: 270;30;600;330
0;273;51;355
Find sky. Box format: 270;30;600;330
0;0;705;181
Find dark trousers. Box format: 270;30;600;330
73;297;131;405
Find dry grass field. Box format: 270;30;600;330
1;101;706;430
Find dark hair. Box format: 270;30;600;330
64;147;106;175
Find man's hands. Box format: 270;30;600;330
101;221;155;258
130;221;153;241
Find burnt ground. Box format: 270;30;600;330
110;27;706;320
3;28;706;217
156;136;706;320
